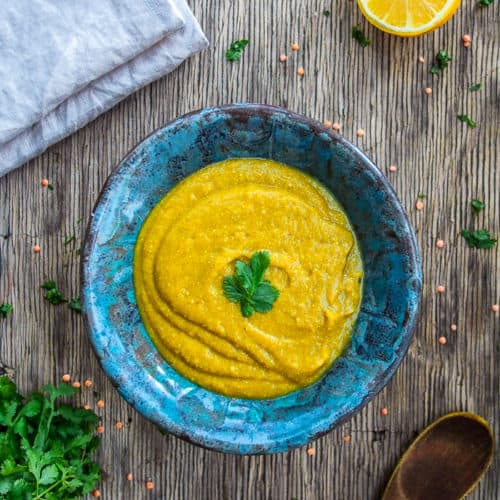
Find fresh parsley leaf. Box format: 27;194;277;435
226;39;249;61
469;82;482;92
0;376;101;499
223;251;280;317
431;50;452;75
47;184;54;191
417;193;427;199
461;229;497;249
457;114;477;128
352;25;371;47
64;235;76;246
478;0;494;6
323;9;331;17
68;296;82;314
471;199;485;214
0;303;13;318
41;281;67;305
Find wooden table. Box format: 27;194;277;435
1;1;498;498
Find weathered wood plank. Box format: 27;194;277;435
0;1;498;498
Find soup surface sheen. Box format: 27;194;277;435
134;158;363;399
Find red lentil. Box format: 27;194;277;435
332;123;341;131
462;34;471;43
418;56;425;63
437;285;445;293
33;245;41;253
72;381;81;388
380;407;388;416
424;87;432;95
356;128;365;137
296;67;305;76
83;404;91;410
91;490;101;497
463;41;470;48
127;473;133;481
41;179;49;187
436;239;445;249
62;374;71;382
388;165;397;173
97;425;104;434
279;54;287;62
84;379;93;388
115;421;124;429
97;400;105;408
146;481;154;490
307;447;315;456
439;336;447;345
343;435;351;442
450;324;457;332
492;304;499;313
291;43;299;51
323;120;332;127
415;200;424;211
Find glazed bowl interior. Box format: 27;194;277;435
82;104;421;454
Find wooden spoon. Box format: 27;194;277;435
382;412;494;500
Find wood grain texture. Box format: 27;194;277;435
1;1;499;498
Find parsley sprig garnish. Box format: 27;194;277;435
68;297;82;314
431;50;452;75
223;251;280;317
457;114;477;128
469;82;482;92
461;229;497;249
478;0;494;6
0;304;13;319
0;376;101;499
226;39;249;61
352;25;371;47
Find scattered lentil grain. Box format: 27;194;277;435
462;34;471;43
380;408;388;416
91;490;101;498
356;128;365;137
332;123;341;131
279;54;287;62
416;200;424;211
297;67;305;76
388;165;397;172
424;87;432;95
72;381;81;388
33;245;41;253
115;421;124;429
492;304;499;312
127;473;133;481
97;399;105;408
146;481;154;490
343;435;351;442
463;41;470;48
84;379;93;388
61;374;71;383
307;447;315;456
83;404;91;410
291;43;299;51
436;239;445;249
323;120;332;127
451;324;458;331
439;336;447;345
41;179;49;187
418;56;425;63
97;425;104;434
437;285;445;293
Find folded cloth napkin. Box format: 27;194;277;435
0;0;208;177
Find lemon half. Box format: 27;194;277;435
357;0;461;37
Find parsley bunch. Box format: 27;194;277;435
223;251;280;317
461;229;497;249
0;376;101;499
431;50;452;75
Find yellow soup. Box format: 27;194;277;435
134;159;363;399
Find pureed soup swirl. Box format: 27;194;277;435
134;159;363;399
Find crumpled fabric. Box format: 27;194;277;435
0;0;208;177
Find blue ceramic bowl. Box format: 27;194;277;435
82;104;421;454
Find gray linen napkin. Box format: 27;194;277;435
0;0;208;177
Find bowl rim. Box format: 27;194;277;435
81;103;421;454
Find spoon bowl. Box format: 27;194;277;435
383;412;494;500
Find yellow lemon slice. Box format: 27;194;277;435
357;0;461;37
